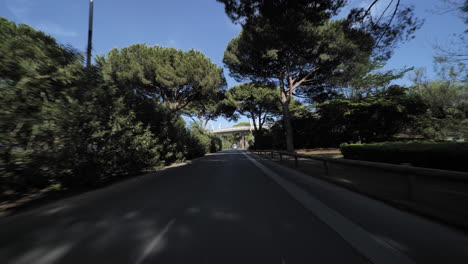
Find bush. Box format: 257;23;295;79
209;135;222;153
0;18;217;192
220;134;236;149
57;95;166;187
185;132;207;160
340;141;468;172
253;86;430;151
251;130;276;150
0;17;86;190
189;127;222;156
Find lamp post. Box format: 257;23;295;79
86;0;94;68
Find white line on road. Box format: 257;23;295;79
242;151;415;264
135;218;176;264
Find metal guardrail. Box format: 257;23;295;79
252;150;468;182
252;149;468;231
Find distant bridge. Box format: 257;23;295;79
211;126;252;134
210;125;270;134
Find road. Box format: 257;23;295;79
0;150;467;264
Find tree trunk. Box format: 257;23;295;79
281;92;294;153
198;114;205;130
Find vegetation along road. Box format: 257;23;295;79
1;150;467;264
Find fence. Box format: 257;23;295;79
252;150;468;231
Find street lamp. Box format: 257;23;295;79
86;0;94;68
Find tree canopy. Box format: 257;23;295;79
226;83;280;132
409;63;467;139
101;44;226;112
336;60;413;100
0;18;224;193
219;0;421;151
182;86;235;130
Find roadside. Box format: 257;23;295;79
252;150;468;234
0;160;194;218
295;148;343;158
248;152;468;263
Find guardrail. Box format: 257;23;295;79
252;149;468;231
252;150;468;181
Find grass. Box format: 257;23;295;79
296;148;343;158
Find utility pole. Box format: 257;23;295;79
86;0;94;68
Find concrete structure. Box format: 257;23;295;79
211;126;253;134
210;125;270;135
210;125;271;149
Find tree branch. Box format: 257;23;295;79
363;0;380;20
290;70;315;91
375;0;400;47
375;0;394;25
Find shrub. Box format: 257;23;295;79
251;130;275;150
209;135;222;153
189;127;222;156
185;134;206;160
340;141;468;172
0;17;221;193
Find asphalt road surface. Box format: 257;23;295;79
1;150;467;264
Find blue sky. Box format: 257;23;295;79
1;0;466;129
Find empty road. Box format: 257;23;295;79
1;150;467;264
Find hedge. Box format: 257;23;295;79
340;141;468;172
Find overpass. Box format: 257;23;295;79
210;125;270;134
211;126;252;134
210;125;271;148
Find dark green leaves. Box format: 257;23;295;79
101;45;226;112
226;83;280;130
0;18;225;192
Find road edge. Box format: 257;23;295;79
242;151;415;264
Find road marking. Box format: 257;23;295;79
135;218;176;264
243;152;415;264
12;243;74;264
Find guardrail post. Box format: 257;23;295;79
294;155;298;168
323;160;329;176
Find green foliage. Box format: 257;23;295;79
100;44;226;112
233;122;250;127
223;19;373;96
318;85;428;143
56;88;166;187
409;64;467;140
219;0;420;152
0;18;85;190
226;83;280;131
182;88;235;130
189;125;223;155
340;141;468;172
255;85;430;149
219;134;236;149
338;60;412;100
0;18;215;193
248;129;276;150
414;80;466;118
219;1;421;61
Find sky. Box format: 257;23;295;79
1;0;466;129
